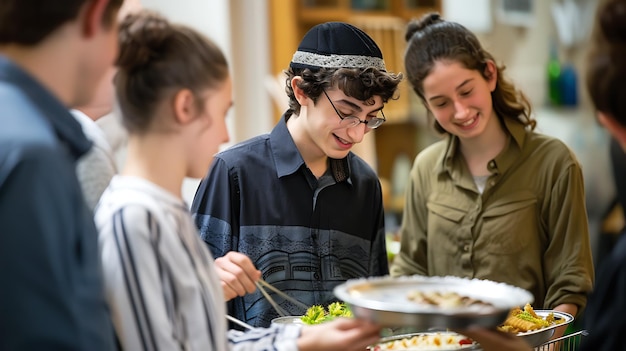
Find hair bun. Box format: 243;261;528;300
405;12;442;42
117;10;171;71
599;0;626;44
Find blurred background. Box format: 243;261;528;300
106;0;623;266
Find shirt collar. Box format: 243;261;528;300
270;114;307;178
0;56;92;159
438;116;529;176
491;117;527;174
270;113;352;183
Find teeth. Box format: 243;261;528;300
337;136;351;144
462;117;476;126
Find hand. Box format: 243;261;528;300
297;318;382;351
456;327;533;351
214;251;261;301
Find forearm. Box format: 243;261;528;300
552;303;578;339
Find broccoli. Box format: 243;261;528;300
300;302;352;325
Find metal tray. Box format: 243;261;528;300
271;315;304;325
333;275;534;329
516;310;574;347
371;331;481;351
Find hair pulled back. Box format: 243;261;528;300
115;10;229;133
587;0;626;127
404;13;534;133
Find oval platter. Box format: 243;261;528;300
333;275;534;330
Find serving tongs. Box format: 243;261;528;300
226;315;254;330
255;279;309;317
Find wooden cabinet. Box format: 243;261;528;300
268;0;441;75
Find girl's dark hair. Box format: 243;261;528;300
586;0;626;127
404;13;535;134
0;0;123;45
115;10;229;133
284;65;402;118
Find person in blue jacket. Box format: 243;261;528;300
0;0;122;349
191;21;402;328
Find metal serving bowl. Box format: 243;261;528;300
333;275;534;330
271;315;305;325
516;310;574;347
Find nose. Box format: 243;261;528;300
346;122;368;143
453;100;470;120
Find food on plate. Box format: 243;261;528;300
497;303;565;333
406;290;494;309
300;302;352;325
371;332;475;350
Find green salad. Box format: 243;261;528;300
300;302;352;325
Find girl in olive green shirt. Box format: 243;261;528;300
390;13;594;333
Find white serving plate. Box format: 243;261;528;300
333;275;534;329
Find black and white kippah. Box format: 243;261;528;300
290;22;386;71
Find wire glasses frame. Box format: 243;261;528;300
322;89;386;129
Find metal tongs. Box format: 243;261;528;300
255;279;309;317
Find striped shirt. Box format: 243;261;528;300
96;175;301;351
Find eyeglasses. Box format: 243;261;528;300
322;89;386;129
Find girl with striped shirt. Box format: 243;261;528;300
95;10;381;351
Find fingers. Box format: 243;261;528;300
303;318;381;351
214;252;261;301
334;318;381;351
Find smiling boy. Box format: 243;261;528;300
191;22;402;328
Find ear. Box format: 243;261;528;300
598;111;626;151
81;0;112;38
291;76;310;106
173;89;198;125
484;60;498;92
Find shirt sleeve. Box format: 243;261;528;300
227;324;301;351
97;204;183;351
191;157;239;258
390;156;430;277
0;147;114;350
543;162;594;310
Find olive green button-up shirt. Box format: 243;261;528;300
390;117;594;311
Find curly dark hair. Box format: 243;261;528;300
284;65;402;118
404;12;535;134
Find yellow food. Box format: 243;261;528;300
372;332;475;350
497;303;564;334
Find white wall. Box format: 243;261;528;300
140;0;273;205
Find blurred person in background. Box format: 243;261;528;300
0;0;122;349
191;21;402;328
390;12;594;340
72;0;142;211
96;10;382;351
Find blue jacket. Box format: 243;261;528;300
0;56;114;350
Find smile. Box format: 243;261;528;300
335;134;352;145
460;116;477;126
